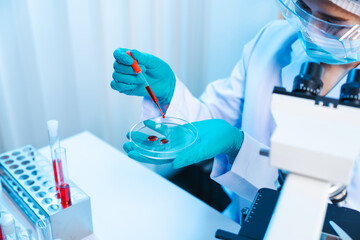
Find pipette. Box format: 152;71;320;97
126;51;165;118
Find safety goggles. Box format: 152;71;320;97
276;0;360;62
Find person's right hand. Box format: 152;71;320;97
111;48;176;105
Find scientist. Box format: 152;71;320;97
111;0;360;222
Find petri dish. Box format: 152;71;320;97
129;117;198;163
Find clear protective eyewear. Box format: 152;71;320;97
276;0;360;64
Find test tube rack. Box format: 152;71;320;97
0;145;93;239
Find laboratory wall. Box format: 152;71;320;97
0;0;277;155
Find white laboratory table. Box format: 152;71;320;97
1;131;240;239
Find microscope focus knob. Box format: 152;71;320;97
340;69;360;106
292;62;324;96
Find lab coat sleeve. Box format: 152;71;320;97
211;133;279;202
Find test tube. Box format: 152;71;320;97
0;212;18;240
54;147;71;208
36;218;53;240
47;120;61;199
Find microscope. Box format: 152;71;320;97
215;62;360;240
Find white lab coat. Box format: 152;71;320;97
142;20;360;222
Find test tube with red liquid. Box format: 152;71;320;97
126;51;165;118
54;147;71;208
47;120;61;199
0;225;4;240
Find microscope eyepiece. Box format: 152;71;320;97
340;69;360;106
292;62;324;96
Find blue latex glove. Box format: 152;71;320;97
111;48;176;105
123;119;244;168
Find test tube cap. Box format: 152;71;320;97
47;120;59;137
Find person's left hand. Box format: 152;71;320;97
123;119;244;168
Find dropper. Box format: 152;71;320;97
126;51;165;118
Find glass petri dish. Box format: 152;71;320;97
129;117;198;163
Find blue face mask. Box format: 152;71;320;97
298;31;360;65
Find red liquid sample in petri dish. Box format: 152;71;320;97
147;135;158;141
160;139;169;144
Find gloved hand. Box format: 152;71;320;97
123;119;244;168
111;48;176;105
